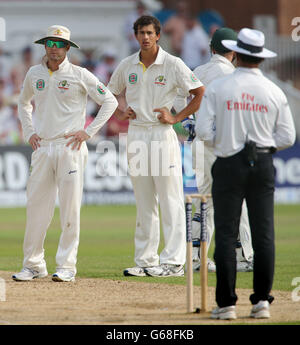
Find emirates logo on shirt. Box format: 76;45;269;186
226;93;269;113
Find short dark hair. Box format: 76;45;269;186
133;15;161;35
237;53;264;65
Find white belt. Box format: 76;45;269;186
39;137;69;146
129;121;172;129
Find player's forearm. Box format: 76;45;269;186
174;87;205;123
85;96;118;138
18;103;35;142
18;73;36;142
113;106;126;120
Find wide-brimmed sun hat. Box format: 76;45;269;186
34;25;79;48
222;27;276;58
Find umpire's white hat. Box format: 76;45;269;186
34;25;80;48
222;28;276;58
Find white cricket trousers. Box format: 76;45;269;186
127;124;186;267
192;140;253;261
22;138;88;274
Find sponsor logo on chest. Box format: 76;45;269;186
128;73;138;84
154;75;166;86
58;80;70;92
36;79;45;91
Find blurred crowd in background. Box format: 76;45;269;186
0;0;225;145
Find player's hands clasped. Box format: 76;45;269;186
65;130;90;150
154;107;177;125
29;134;42;151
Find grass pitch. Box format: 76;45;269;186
0;204;299;291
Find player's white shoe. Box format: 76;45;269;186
193;258;216;272
192;247;201;271
123;266;148;277
145;264;184;277
207;258;216;272
52;270;75;282
12;268;48;281
250;300;270;319
237;260;253;272
192;260;201;271
211;305;237;320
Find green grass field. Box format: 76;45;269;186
0;204;299;291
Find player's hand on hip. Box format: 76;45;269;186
154;107;176;124
29;134;42;151
65;130;90;151
123;107;136;120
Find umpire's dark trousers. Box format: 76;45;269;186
212;148;275;308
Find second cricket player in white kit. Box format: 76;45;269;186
191;28;254;272
13;25;117;282
108;16;204;277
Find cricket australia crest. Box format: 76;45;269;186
58;80;70;92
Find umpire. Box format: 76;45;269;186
195;28;296;320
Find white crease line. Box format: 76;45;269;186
0;320;11;325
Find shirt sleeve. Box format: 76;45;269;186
195;85;216;146
273;94;296;150
18;69;35;142
81;68;118;138
173;88;187;113
174;57;203;96
107;61;126;96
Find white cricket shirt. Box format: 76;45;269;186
195;67;296;157
18;56;118;142
193;54;235;152
107;46;203;126
193;54;234;86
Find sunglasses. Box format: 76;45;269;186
46;40;68;48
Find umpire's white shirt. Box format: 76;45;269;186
18;56;117;141
107;46;203;124
195;67;296;157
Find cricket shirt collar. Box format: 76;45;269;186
42;55;70;74
235;67;263;76
211;54;235;68
132;46;166;66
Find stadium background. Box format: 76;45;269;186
0;0;299;206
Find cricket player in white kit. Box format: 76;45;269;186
13;25;117;282
108;16;205;277
190;28;254;272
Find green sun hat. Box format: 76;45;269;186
210;27;238;54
